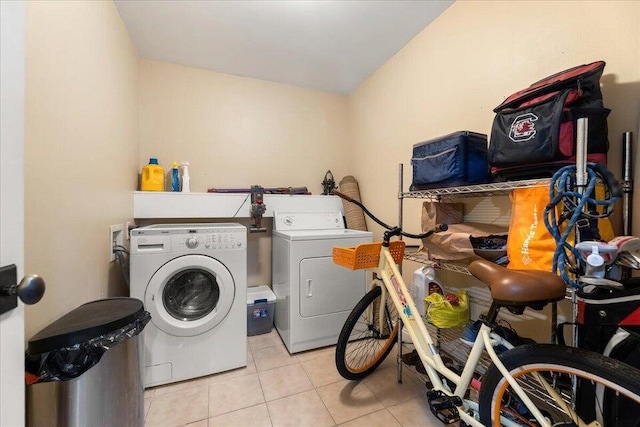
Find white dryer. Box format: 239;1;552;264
272;212;372;353
130;223;247;387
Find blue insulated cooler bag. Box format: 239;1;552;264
410;131;489;191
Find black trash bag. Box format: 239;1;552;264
25;298;150;384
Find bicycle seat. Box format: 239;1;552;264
469;260;566;308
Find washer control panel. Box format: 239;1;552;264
131;223;246;254
182;229;245;251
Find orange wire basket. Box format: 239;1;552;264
332;241;406;270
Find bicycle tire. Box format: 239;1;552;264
478;344;640;426
335;286;399;380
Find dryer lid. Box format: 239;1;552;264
273;228;373;241
273;212;344;232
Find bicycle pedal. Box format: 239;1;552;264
426;390;462;424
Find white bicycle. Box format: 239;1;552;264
332;190;640;427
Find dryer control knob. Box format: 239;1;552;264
186;236;199;249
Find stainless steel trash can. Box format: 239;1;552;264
26;298;149;427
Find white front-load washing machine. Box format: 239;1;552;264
130;223;247;387
272;212;372;353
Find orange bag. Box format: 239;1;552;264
508;182;616;272
507;186;556;271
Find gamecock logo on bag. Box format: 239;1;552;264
509;113;538;142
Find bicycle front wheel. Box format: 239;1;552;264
478;344;640;427
335;285;399;380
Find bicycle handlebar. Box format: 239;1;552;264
332;190;448;240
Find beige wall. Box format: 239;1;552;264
138;59;351;194
22;0;640;340
351;1;640;243
350;0;640;341
24;1;139;337
137;60;351;286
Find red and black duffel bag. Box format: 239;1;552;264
488;61;610;181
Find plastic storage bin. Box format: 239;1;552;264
247;285;276;336
25;298;150;427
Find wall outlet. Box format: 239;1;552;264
110;224;124;262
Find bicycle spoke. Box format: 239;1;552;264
335;287;398;379
479;345;640;427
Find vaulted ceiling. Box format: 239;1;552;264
114;1;453;95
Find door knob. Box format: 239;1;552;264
0;264;46;315
1;275;46;305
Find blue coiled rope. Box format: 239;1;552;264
543;163;619;288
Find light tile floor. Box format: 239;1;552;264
143;329;448;426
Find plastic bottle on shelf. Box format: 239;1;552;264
171;161;180;192
586;245;605;278
141;158;164;191
181;161;190;193
411;266;444;317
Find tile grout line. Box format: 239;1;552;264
315;386;339;427
298;346;339;425
205;378;210;425
251;343;276;426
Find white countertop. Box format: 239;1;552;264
133;191;344;219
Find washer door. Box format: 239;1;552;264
145;255;235;337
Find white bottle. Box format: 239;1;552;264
412;266;443;316
586;245;605;278
181;161;191;193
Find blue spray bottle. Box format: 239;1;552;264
171;161;180;192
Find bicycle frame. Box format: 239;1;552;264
332;190;636;426
371;243;571;427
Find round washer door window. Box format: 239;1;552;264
145;255;235;337
163;268;219;321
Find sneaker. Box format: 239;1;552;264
401;349;427;375
415;358;427;375
493;321;535;347
460;320;482;347
401;349;420;366
460;320;521;354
